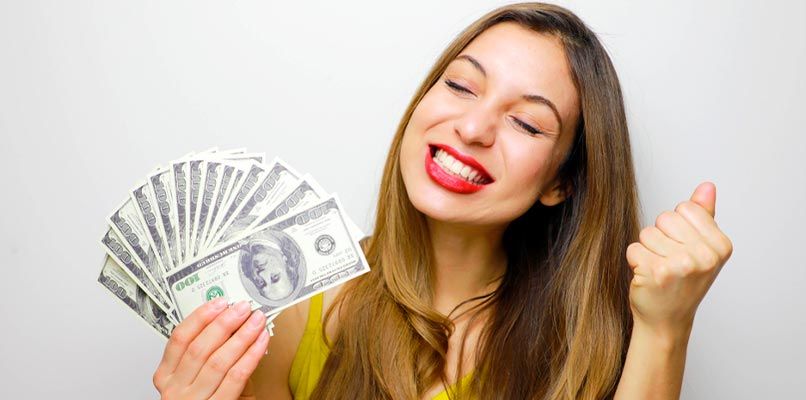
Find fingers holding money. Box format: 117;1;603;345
189;308;268;398
153;299;264;398
171;301;255;385
154;297;229;389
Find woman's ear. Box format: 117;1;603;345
537;178;572;207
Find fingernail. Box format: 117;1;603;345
210;297;227;310
234;301;251;316
248;310;265;328
257;329;269;343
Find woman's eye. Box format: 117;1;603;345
444;79;474;95
510;116;544;136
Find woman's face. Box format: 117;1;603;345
400;22;581;227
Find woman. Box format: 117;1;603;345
152;2;734;399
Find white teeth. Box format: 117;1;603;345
432;148;487;184
450;160;462;174
460;165;471;178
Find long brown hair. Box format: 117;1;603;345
311;2;640;399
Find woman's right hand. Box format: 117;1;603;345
152;298;270;400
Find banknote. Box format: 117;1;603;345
186;159;205;257
199;160;257;253
199;163;239;252
253;174;326;227
203;161;264;250
191;161;223;257
166;196;369;320
132;178;175;272
171;159;191;262
205;163;266;248
254;175;365;241
148;168;181;267
210;159;300;246
108;198;173;298
97;148;367;342
100;228;178;323
98;255;175;338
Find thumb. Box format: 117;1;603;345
690;181;717;218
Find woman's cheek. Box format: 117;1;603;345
501;146;551;206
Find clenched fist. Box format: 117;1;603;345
626;181;734;334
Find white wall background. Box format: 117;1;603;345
1;0;804;398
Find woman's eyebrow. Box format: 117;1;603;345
454;54;564;132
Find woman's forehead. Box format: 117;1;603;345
454;22;580;123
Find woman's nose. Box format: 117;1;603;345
453;103;498;147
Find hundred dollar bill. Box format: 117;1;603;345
148;168;181;267
202;161;260;250
199;161;253;253
108;198;173;297
171;159;191;263
252;174;326;228
225;152;265;164
210;159;300;246
191;160;223;257
205;162;266;248
166;196;370;320
98;255;175;338
100;228;179;323
132;178;174;271
186;158;205;256
190;152;259;244
253;175;365;241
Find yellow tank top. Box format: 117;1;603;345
288;293;474;399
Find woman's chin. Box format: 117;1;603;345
407;185;489;226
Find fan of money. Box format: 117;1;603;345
96;147;369;339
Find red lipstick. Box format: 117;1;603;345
424;144;494;194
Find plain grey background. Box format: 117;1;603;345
1;0;804;398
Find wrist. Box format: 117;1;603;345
631;319;693;352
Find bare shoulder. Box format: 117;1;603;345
247;283;349;399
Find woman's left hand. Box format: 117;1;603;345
626;181;734;336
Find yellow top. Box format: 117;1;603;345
288;293;474;399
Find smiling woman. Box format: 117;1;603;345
151;2;733;400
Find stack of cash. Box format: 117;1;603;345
97;148;370;339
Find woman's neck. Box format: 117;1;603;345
427;217;508;317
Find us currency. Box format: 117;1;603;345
108;197;173;299
221;152;265;164
191;160;223;258
200;161;251;253
148;168;181;267
204;162;266;249
100;228;179;323
132;178;175;272
186;158;205;257
98;255;175;338
166;196;370;320
203;159;268;249
171;159;191;262
253;175;326;228
254;175;365;241
210;159;300;246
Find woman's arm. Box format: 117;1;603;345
614;322;692;400
617;182;733;400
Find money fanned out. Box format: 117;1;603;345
97;147;369;339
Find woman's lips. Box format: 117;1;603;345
424;144;494;194
430;144;494;181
